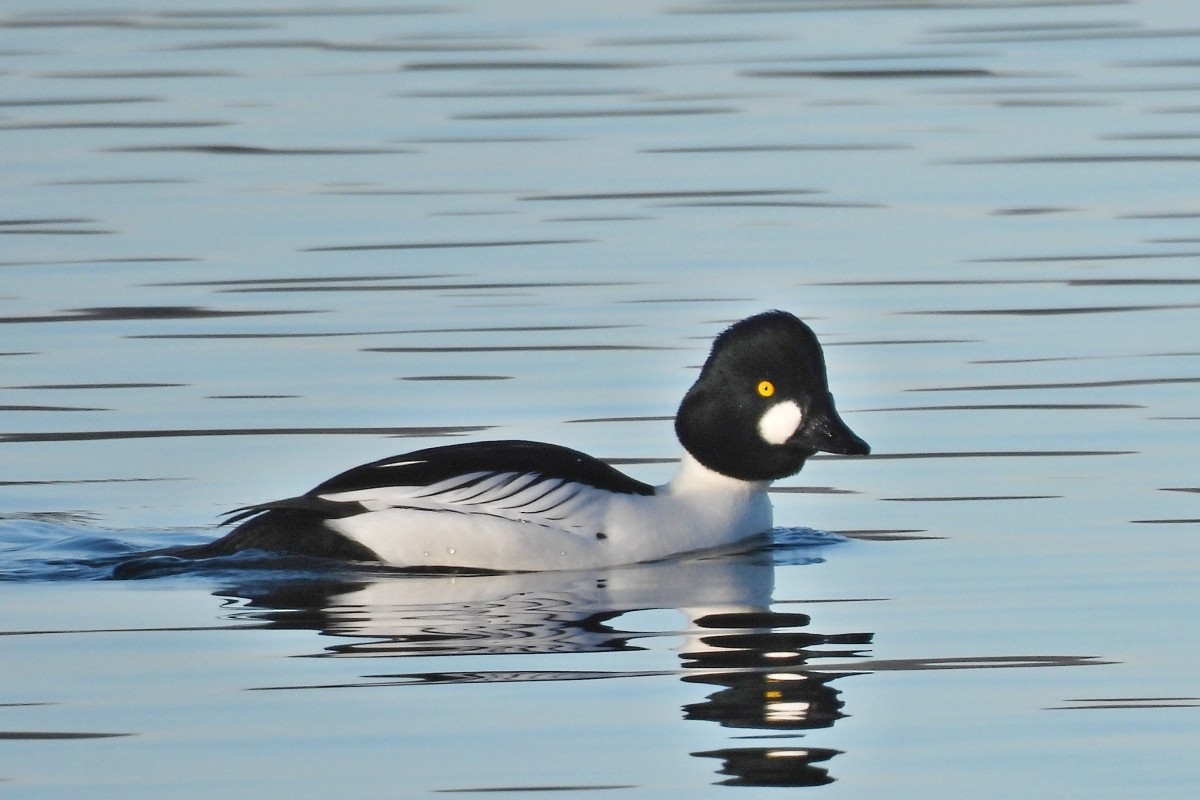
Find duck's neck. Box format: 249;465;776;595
665;452;772;496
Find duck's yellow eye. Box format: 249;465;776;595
757;380;775;398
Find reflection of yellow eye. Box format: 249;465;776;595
757;380;775;398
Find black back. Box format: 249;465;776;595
307;439;655;498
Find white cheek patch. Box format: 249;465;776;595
758;400;804;446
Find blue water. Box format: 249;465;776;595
2;0;1198;796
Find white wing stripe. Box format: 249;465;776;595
459;472;543;505
447;471;519;503
516;484;582;515
404;471;494;500
486;478;566;511
426;471;521;504
317;472;611;538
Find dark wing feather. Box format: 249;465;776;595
223;495;365;526
308;439;655;498
187;497;380;561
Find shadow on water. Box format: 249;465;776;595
0;524;1100;789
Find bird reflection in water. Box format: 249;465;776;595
206;545;870;787
682;609;870;787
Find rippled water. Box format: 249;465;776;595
2;0;1198;797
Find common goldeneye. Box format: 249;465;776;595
181;310;869;571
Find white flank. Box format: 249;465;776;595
314;454;775;571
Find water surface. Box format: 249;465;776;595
1;0;1197;797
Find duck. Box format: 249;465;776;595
177;310;869;572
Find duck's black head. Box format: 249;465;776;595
675;310;870;482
